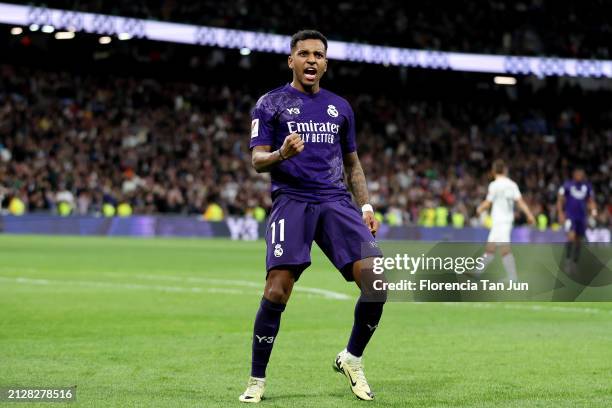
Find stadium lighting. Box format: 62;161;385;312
494;76;517;85
99;36;112;45
41;25;55;33
240;47;251;56
1;2;611;78
10;26;22;35
55;31;75;40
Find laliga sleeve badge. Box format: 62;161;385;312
251;119;259;138
274;244;283;257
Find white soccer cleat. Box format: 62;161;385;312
333;349;375;400
239;377;266;403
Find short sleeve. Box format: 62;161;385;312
249;95;275;149
340;103;356;154
486;183;494;201
513;182;522;200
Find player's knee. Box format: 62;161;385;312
373;288;388;304
264;286;290;303
357;262;388;303
264;270;294;303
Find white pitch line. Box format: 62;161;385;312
2;275;610;315
0;276;250;295
112;273;352;300
0;274;351;300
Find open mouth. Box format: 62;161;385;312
304;67;317;81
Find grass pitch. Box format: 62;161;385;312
0;235;611;407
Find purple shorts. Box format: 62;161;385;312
565;217;586;237
265;195;382;281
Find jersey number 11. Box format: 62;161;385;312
270;219;285;244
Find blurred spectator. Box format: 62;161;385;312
0;64;609;228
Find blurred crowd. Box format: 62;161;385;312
21;0;612;58
0;65;610;227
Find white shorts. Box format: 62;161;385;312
487;222;512;243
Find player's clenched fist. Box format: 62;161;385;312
279;133;304;160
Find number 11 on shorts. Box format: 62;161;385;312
270;218;285;243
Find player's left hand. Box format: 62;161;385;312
476;204;486;216
526;214;535;225
363;211;379;236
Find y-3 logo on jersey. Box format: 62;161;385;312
286;107;300;115
255;335;275;344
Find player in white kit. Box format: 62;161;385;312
476;160;535;282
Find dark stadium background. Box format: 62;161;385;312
0;1;610;232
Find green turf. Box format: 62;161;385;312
0;235;611;407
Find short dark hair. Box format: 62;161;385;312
290;30;328;52
492;159;506;175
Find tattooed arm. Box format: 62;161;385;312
343;151;379;235
343;152;369;206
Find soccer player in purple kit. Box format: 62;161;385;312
556;168;597;269
239;30;385;403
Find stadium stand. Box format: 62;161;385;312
0;63;609;227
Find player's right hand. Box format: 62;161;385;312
279;133;304;159
526;214;536;225
558;212;566;225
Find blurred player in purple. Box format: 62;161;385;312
556;168;597;267
239;30;384;403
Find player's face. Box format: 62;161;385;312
288;39;327;90
573;169;585;182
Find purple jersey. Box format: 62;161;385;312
559;180;593;220
250;84;356;202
